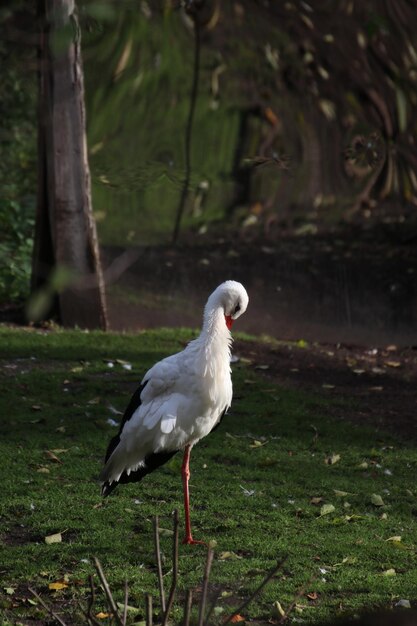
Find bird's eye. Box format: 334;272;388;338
233;303;241;315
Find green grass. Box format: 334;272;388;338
0;326;416;624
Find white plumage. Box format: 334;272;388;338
100;280;249;544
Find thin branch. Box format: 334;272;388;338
146;593;153;626
198;546;214;626
203;588;221;626
85;575;102;626
183;589;193;626
28;587;68;626
93;557;123;626
162;509;180;626
153;515;166;613
279;573;318;624
223;556;288;625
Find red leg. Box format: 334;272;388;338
181;445;205;545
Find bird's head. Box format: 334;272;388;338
205;280;249;330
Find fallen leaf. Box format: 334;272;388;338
385;361;401;368
382;568;396;576
219;551;242;560
254;364;269;370
310;497;323;505
37;466;50;474
371;494;385;507
325;453;340;465
95;612;112;619
306;592;318;600
56;426;66;433
230;615;245;623
322;384;335;389
48;581;68;591
45;450;62;463
333;489;355;497
250;439;268;448
395;599;411;609
4;587;15;595
45;532;63;544
31;405;42;411
386;536;401;542
116;602;141;614
320;504;335;516
273;601;286;618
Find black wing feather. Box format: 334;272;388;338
101;380;179;497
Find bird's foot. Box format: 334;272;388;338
182;535;207;546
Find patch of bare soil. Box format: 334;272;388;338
235;338;417;441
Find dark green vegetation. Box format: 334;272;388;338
1;326;416;624
0;4;37;301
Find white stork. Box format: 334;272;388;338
100;280;249;544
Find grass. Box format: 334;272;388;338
0;325;416;624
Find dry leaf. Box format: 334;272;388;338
382;568;396;577
320;503;335;516
371;494;384;507
307;592;318;600
230;615;245;623
386;536;402;542
45;450;62;463
95;611;112;619
219;551;242;560
273;601;286;618
310;497;323;505
45;532;62;544
250;439;268;448
395;600;411;609
325;453;340;465
48;581;68;591
385;361;401;368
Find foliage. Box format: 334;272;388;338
0;12;37;302
79;0;417;247
1;326;417;624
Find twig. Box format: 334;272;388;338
202;588;221;626
223;556;288;625
183;589;193;626
122;579;128;626
162;509;180;626
85;575;102;626
279;572;318;624
154;515;166;613
93;557;123;626
198;546;214;626
28;587;68;626
146;593;153;626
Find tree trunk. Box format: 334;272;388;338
32;0;108;329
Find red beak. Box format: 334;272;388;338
225;315;233;330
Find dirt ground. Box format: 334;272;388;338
234;337;417;442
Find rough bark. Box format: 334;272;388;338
32;0;107;329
